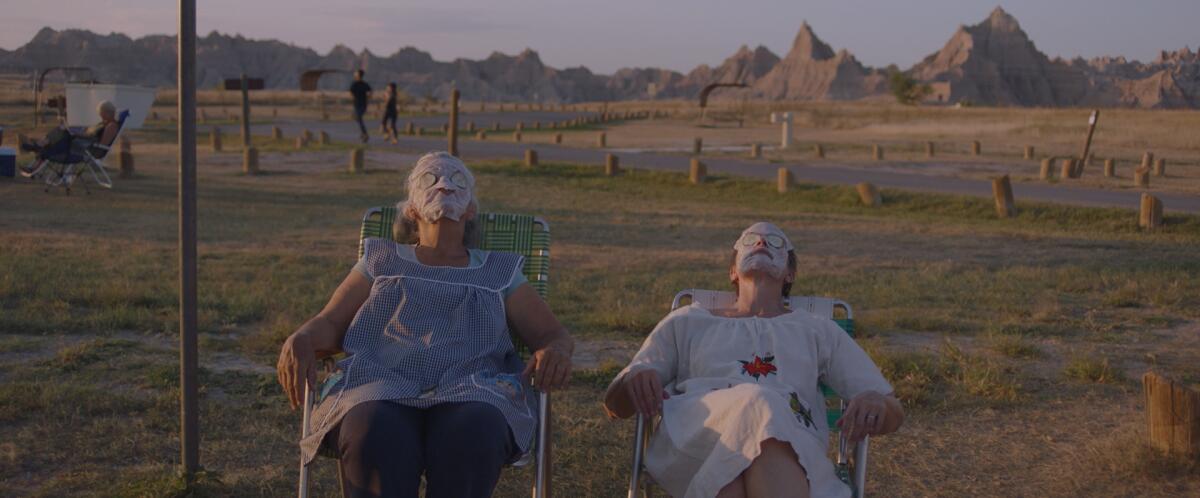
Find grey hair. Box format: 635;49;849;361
97;100;116;115
392;152;479;247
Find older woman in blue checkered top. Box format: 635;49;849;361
278;152;574;498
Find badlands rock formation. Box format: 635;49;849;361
3;8;1200;108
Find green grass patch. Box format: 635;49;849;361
1063;355;1126;384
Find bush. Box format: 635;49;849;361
890;72;932;105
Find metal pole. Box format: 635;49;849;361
241;73;251;148
178;0;200;480
448;89;460;156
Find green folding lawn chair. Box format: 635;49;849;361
299;207;553;498
626;289;869;498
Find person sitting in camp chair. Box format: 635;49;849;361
19;100;120;175
603;222;903;498
278;151;574;498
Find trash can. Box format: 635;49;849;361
0;147;16;178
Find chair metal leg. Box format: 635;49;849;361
533;391;551;498
298;385;313;498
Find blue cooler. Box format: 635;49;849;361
0;147;16;178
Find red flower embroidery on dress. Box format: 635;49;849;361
739;355;777;380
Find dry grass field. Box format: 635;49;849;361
2;84;1200;497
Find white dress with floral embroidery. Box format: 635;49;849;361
609;304;892;498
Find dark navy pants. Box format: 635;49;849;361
329;400;516;498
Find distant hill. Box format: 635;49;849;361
3;8;1199;108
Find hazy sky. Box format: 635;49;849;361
3;1;1198;74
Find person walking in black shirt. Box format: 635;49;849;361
349;69;372;143
381;82;399;144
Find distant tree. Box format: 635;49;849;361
889;72;932;105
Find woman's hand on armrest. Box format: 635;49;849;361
604;369;669;420
506;284;575;392
837;390;904;442
276;270;370;410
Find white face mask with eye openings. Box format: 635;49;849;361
405;152;475;223
733;222;794;279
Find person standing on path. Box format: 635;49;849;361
349;69;372;143
381;82;399;144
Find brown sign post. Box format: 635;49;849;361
1077;109;1100;177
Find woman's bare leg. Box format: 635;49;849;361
716;474;746;498
743;438;809;498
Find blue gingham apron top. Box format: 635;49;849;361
300;238;535;464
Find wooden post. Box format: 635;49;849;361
1060;158;1076;179
405;122;415;135
1142;372;1199;458
492;122;501;132
448;89;460;156
1104;159;1115;178
925;141;935;158
554;133;563;144
319;131;330;145
971;140;981;156
1141;151;1155;172
295;136;307;149
416;127;424;136
1153;158;1166;177
605;154;620;176
534;121;541;130
467;121;476;133
210;128;222;152
689;159;706;184
1079;110;1100;175
240;74;251;148
777;167;793;193
1024;145;1035;160
516;121;524;132
813;143;824;158
349;147;365;173
693;137;703;155
271;126;282;141
513;131;522;142
856;182;881;207
243;147;259;175
872;144;883;161
1139;194;1164;230
1040;158;1054;181
750;143;762;159
525;149;538;168
597;132;606;148
992;175;1016;218
476;131;487;141
118;137;134;179
302;129;313;142
1135;167;1151;188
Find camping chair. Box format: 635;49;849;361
299;207;553;498
22;109;129;194
626;289;869;498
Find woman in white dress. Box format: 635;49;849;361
604;222;903;498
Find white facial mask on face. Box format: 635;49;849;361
404;152;475;223
733;222;794;279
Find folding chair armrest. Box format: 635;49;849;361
299;383;314;498
628;413;648;498
854;435;869;498
534;390;551;498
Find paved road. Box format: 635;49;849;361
255;118;1200;214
